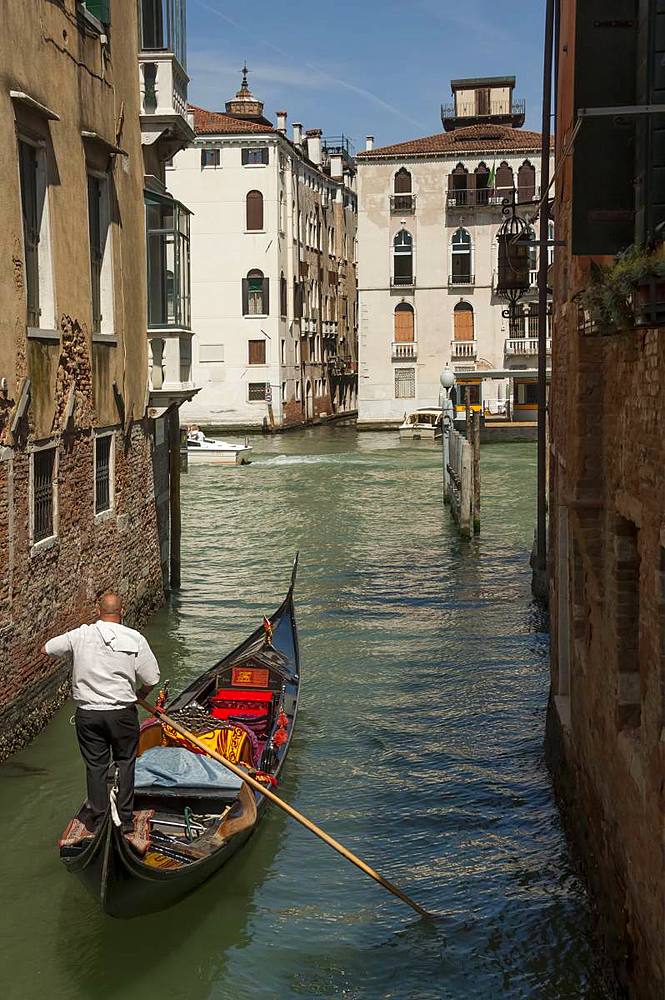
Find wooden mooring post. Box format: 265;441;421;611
444;393;480;539
473;410;481;534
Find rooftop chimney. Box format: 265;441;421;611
292;122;303;146
276;110;287;134
306;128;322;166
365;135;374;152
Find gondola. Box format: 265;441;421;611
58;557;300;918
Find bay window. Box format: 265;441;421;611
146;192;191;329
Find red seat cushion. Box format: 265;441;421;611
209;706;268;721
211;688;273;705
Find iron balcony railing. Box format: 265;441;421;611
390;194;416;214
448;273;475;287
441;99;526;119
391;274;416;288
447;187;537;209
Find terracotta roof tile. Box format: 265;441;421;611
358;124;545;159
188;104;275;136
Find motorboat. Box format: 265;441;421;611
186;429;252;465
399;408;442;441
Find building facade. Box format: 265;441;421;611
0;0;195;758
166;73;358;430
547;4;665;997
356;76;553;426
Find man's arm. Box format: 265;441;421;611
43;632;74;657
135;637;160;701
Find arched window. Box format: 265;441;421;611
495;161;514;201
518;160;536;203
474;163;490;205
394;302;415;343
393;168;413;211
246;190;263;231
527;225;538;280
450;228;473;285
548;219;555;266
393;230;414;285
453;301;474;341
243;268;267;315
449;163;469;207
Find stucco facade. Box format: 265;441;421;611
357;78;553;427
166;81;358;430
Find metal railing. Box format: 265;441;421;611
447;187;516;208
441;99;526;119
449;273;474;287
390;194;416;213
450;339;477;359
391;341;417;361
391;274;416;287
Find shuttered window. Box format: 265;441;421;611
453;302;474;341
248;339;266;364
246;190;264;230
517;161;536;203
242;147;269;165
242;270;269;315
201;149;220;167
18;141;40;327
394;368;415;399
495;162;514;199
394;304;414;342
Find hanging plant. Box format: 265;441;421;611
577;246;665;334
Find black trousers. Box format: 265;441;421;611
75;706;139;827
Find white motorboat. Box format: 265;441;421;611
186;429;252;465
399;408;443;441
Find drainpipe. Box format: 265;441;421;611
535;0;555;598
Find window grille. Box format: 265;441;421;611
242;147;269;166
95;436;112;513
33;448;55;543
248;382;268;401
394;367;415;399
18;141;40;327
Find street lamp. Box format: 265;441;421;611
440;365;456;504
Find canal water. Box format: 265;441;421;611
0;428;609;1000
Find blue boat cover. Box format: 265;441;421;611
135;747;243;792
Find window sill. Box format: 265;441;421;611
94;507;115;525
243;163;268;169
247;363;268;367
243;314;269;320
27;327;59;342
244;230;266;235
30;535;58;557
77;4;106;35
92;333;118;345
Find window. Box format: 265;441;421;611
394;303;414;343
280;273;287;317
32;447;56;544
474;163;490;205
248;382;268;401
248;339;266;365
495;161;514;201
449;163;469;206
18;140;53;330
80;1;110;25
242;147;269;166
94;434;113;514
392;168;413;211
450;228;473;284
281;339;286;364
614;517;642;729
453;301;474;341
393;230;414;286
281;382;287;403
87;174;112;335
517;161;536;203
295;381;301;402
294;339;300;364
243;269;268;316
394;368;415;399
146;193;191;328
514;381;538;405
246;190;264;231
201;148;220;168
140;0;187;68
476;87;491;116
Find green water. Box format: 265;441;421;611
0;429;608;1000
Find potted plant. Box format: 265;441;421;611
577;245;665;334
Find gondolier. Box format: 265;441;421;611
44;592;160;835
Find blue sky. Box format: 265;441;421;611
186;0;547;151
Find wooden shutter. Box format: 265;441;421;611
394;169;412;193
394;307;414;342
454;307;474;341
246;191;263;230
248;339;266;364
495;162;514;198
517;163;536;203
572;2;637;253
262;277;269;315
242;278;249;315
477;88;490;116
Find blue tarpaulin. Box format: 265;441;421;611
135;747;243;792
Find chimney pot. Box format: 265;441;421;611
292;122;303;146
276;110;288;133
365;135;374;151
306;128;323;166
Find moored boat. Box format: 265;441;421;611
186;428;252;465
59;559;300;918
399;408;443;441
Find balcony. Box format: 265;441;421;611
139;53;194;153
441;98;526;131
505;337;552;357
148;330;199;412
391;274;416;288
450;339;477;360
390;194;416;214
447;188;517;209
391;341;417;361
448;274;475;287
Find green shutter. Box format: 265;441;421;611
85;1;110;24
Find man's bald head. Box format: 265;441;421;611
98;592;122;620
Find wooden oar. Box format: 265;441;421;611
139;699;432;920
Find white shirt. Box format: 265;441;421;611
45;621;160;710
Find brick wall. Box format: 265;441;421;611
0;422;165;759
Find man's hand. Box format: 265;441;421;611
137;684;155;701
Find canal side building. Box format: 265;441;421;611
356;75;554;426
0;0;196;758
166;71;359;430
547;4;665;997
